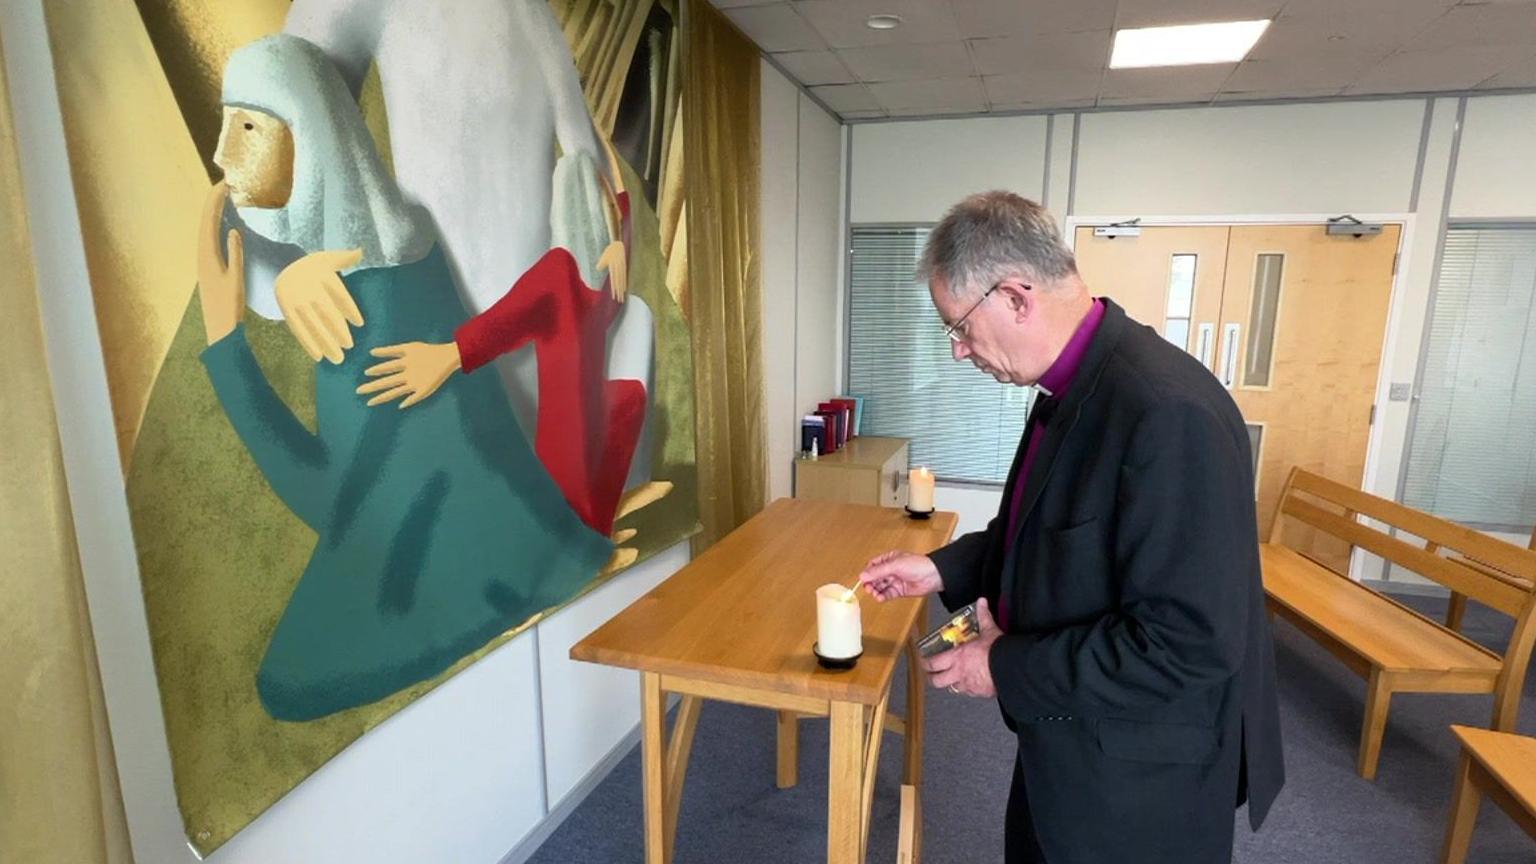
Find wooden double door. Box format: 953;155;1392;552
1074;224;1401;573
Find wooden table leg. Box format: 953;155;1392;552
665;696;703;862
905;601;926;864
859;694;890;862
904;608;925;788
828;700;867;864
897;785;918;864
777;710;800;789
1441;752;1483;864
642;672;668;864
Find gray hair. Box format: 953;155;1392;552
918;191;1077;298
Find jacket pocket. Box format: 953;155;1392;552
1046;517;1110;582
1096;717;1219;766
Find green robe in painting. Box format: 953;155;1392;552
201;243;611;722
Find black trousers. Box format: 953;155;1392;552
1006;754;1047;864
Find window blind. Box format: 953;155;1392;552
1402;225;1536;530
846;225;1033;484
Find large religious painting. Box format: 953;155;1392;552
53;0;695;852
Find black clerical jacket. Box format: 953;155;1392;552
931;298;1285;864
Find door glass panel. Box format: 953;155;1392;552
1243;253;1284;387
1163;319;1190;352
1246;423;1263;498
1163;253;1197;349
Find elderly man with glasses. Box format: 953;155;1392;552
859;191;1285;864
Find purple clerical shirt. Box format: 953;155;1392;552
999;298;1106;631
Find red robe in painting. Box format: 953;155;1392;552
453;193;645;538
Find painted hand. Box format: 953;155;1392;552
597;239;628;304
923;598;1003;698
857;551;943;601
357;341;463;409
596;138;628;304
196;181;246;345
276;247;365;364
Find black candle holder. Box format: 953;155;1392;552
813;642;862;670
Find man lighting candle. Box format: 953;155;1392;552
858;191;1284;864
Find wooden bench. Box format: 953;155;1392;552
1263;468;1536;780
1441;725;1536;863
1446;524;1536;632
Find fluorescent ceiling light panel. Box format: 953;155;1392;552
1110;19;1271;69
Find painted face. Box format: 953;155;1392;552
214;106;294;209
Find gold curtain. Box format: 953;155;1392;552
0;38;133;864
685;0;764;550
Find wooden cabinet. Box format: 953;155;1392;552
793;436;910;508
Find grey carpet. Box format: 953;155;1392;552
526;593;1535;863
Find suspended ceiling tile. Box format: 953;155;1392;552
987;95;1102;112
1098;92;1219;106
773;49;856;85
982;70;1104;105
808;82;881;112
1113;0;1286;29
1277;0;1453;20
1477;52;1536;88
1213;87;1346;103
950;0;1118;40
1408;2;1536;51
969;30;1112;77
1345;44;1536;94
1224;54;1376;92
883;104;992;118
794;0;961;49
1100;63;1237;99
1250;7;1449;61
867;76;988;111
723;3;823;52
839;40;975;82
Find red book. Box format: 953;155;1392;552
814;410;840;453
819;402;850;447
829;399;858;439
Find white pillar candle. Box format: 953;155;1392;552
908;466;935;512
816;583;863;659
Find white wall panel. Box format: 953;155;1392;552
851;116;1048;223
796;94;845;435
1074;101;1424;216
761;60;802;501
1450;94;1536;218
539;543;689;808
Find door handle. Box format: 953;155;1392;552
1221;323;1241;388
1196;323;1215;368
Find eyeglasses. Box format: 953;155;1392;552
942;283;1002;343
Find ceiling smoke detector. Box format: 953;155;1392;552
866;14;903;31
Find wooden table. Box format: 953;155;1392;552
1442;725;1536;863
571;498;958;864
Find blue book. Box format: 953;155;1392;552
800;416;826;454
